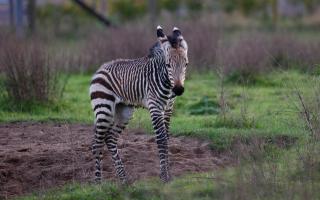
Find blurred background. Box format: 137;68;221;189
1;2;320;199
1;0;320;73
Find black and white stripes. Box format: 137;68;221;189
89;26;188;183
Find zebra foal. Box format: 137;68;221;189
89;26;188;183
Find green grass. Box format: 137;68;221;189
0;74;92;123
0;70;313;149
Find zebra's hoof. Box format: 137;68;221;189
160;173;172;183
119;178;129;187
166;175;172;182
94;178;102;184
161;178;171;183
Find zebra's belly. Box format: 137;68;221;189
118;96;148;109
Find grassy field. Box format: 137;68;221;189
2;70;320;199
0;71;312;149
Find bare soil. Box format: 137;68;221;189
0;122;230;199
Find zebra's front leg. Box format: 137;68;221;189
149;104;171;182
163;98;175;179
164;98;175;132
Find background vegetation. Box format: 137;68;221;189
1;0;320;199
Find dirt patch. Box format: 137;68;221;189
0;122;230;199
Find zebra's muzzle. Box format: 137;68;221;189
172;85;184;96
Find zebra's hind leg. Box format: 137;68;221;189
92;113;114;183
106;103;134;184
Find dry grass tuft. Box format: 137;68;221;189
0;35;63;103
80;24;153;72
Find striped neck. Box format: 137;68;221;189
147;43;172;90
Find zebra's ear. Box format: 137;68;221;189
167;27;183;48
173;27;184;41
157;25;167;42
157;25;164;37
172;27;182;37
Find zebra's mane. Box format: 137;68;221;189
101;42;165;69
148;42;165;59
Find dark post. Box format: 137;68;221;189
27;0;36;33
15;0;24;37
9;0;14;29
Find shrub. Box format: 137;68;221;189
217;33;272;84
293;78;320;139
0;36;63;103
80;18;221;72
80;23;153;72
76;17;320;76
180;19;221;70
215;113;256;129
215;81;256;129
270;33;320;72
216;31;320;84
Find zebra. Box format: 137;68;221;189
89;26;188;184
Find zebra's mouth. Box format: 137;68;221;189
172;85;184;96
170;93;177;99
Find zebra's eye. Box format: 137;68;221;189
166;64;171;68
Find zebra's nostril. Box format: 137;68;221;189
172;86;184;96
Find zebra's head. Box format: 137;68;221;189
157;26;188;96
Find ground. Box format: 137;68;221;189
0;122;230;198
